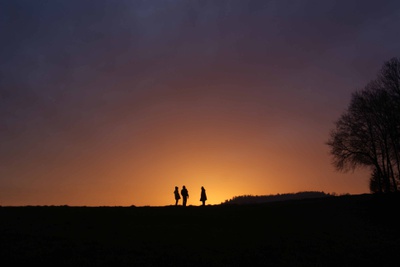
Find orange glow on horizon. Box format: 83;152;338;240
0;98;371;207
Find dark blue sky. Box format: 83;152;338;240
1;0;400;206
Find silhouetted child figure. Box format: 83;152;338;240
181;185;189;206
174;186;181;206
200;186;207;206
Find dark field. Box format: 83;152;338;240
1;194;399;266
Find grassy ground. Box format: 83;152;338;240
1;194;399;266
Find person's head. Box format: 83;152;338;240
175;186;178;190
183;185;186;189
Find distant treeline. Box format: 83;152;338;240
222;191;337;205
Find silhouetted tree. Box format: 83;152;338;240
327;57;400;193
222;191;331;205
369;168;382;193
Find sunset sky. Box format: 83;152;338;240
1;0;400;206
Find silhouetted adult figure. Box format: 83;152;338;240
174;186;181;206
181;185;189;206
200;186;207;206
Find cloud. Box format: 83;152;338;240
1;0;400;164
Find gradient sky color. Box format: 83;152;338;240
1;0;400;206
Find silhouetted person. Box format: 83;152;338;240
174;186;181;206
200;186;207;206
181;185;189;206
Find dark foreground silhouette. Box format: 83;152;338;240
1;193;399;267
200;186;207;206
174;186;180;206
181;185;189;206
